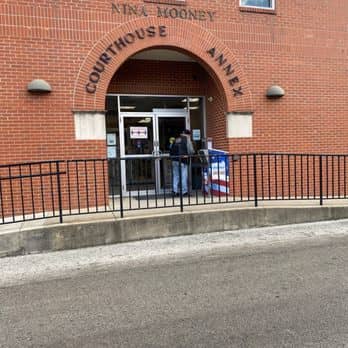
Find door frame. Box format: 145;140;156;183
119;109;189;195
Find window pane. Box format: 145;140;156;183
241;0;272;8
120;96;185;112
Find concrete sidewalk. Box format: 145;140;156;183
1;218;348;289
1;200;348;258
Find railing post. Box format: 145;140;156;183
179;157;183;212
253;154;258;207
118;158;124;218
56;161;63;223
319;155;323;206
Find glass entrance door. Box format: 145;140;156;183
154;111;187;192
120;110;188;195
120;113;156;194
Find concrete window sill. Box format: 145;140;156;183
239;6;276;15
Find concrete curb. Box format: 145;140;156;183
1;206;348;258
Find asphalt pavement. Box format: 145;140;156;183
1;220;348;347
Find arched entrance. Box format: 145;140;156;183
105;48;213;194
105;44;244;195
73;18;253;195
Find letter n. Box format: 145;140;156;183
207;47;216;58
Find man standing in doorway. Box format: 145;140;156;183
170;130;195;196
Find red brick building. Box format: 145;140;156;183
0;0;347;197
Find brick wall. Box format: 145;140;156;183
1;0;348;166
108;59;208;96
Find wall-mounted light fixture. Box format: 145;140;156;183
27;79;52;93
266;85;285;99
207;96;213;102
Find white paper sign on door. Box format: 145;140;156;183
130;127;148;139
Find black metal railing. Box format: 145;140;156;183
1;153;348;224
0;161;65;224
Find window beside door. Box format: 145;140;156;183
105;96;120;194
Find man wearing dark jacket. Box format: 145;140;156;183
170;129;195;196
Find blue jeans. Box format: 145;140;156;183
172;160;188;194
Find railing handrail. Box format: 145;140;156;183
0;160;65;169
67;158;107;163
1;153;348;225
0;171;66;181
226;152;348;157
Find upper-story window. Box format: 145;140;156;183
240;0;275;9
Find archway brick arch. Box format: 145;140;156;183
73;17;253;112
